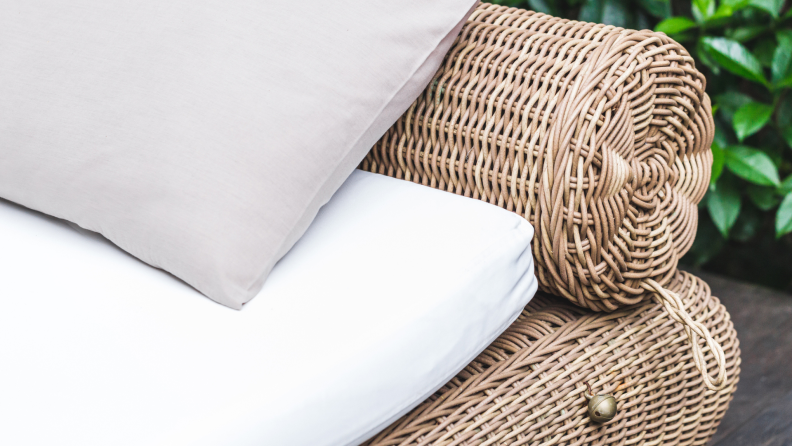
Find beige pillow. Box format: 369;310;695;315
0;0;477;309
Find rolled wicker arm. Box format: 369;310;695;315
362;3;713;312
361;3;726;391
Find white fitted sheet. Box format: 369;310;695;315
0;170;536;446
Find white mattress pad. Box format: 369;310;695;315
0;170;537;445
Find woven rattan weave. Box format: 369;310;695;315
365;271;740;446
360;3;727;391
361;3;712;313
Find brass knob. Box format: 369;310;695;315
584;381;617;423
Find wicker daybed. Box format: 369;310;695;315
360;3;740;445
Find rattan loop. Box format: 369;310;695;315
643;278;727;391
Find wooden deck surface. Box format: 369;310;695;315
698;271;792;445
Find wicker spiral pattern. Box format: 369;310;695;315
360;3;715;313
365;271;740;446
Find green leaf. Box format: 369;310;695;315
708;178;742;237
747;184;780;210
749;0;784;17
779;174;792;195
709;3;735;21
711;142;725;184
724;145;782;186
729;26;768;43
772;30;792;87
722;0;752;9
732;102;773;141
702;37;768;84
776;193;792;237
655;17;697;34
693;0;716;21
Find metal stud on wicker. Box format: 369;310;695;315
360;3;726;391
364;271;740;446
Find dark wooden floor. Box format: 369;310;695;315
697;271;792;445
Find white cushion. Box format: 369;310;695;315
0;171;537;446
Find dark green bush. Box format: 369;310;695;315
494;0;792;290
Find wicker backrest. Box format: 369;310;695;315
361;3;714;313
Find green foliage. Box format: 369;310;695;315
661;0;792;261
490;0;671;31
781;174;792;193
724;145;780;185
773;30;792;86
733;102;774;140
749;0;784;17
708;174;742;236
702;37;768;84
777;192;792;236
657;16;698;33
673;0;792;261
492;0;792;275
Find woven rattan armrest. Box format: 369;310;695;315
359;4;738;445
362;3;714;313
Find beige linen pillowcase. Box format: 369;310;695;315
0;0;478;309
